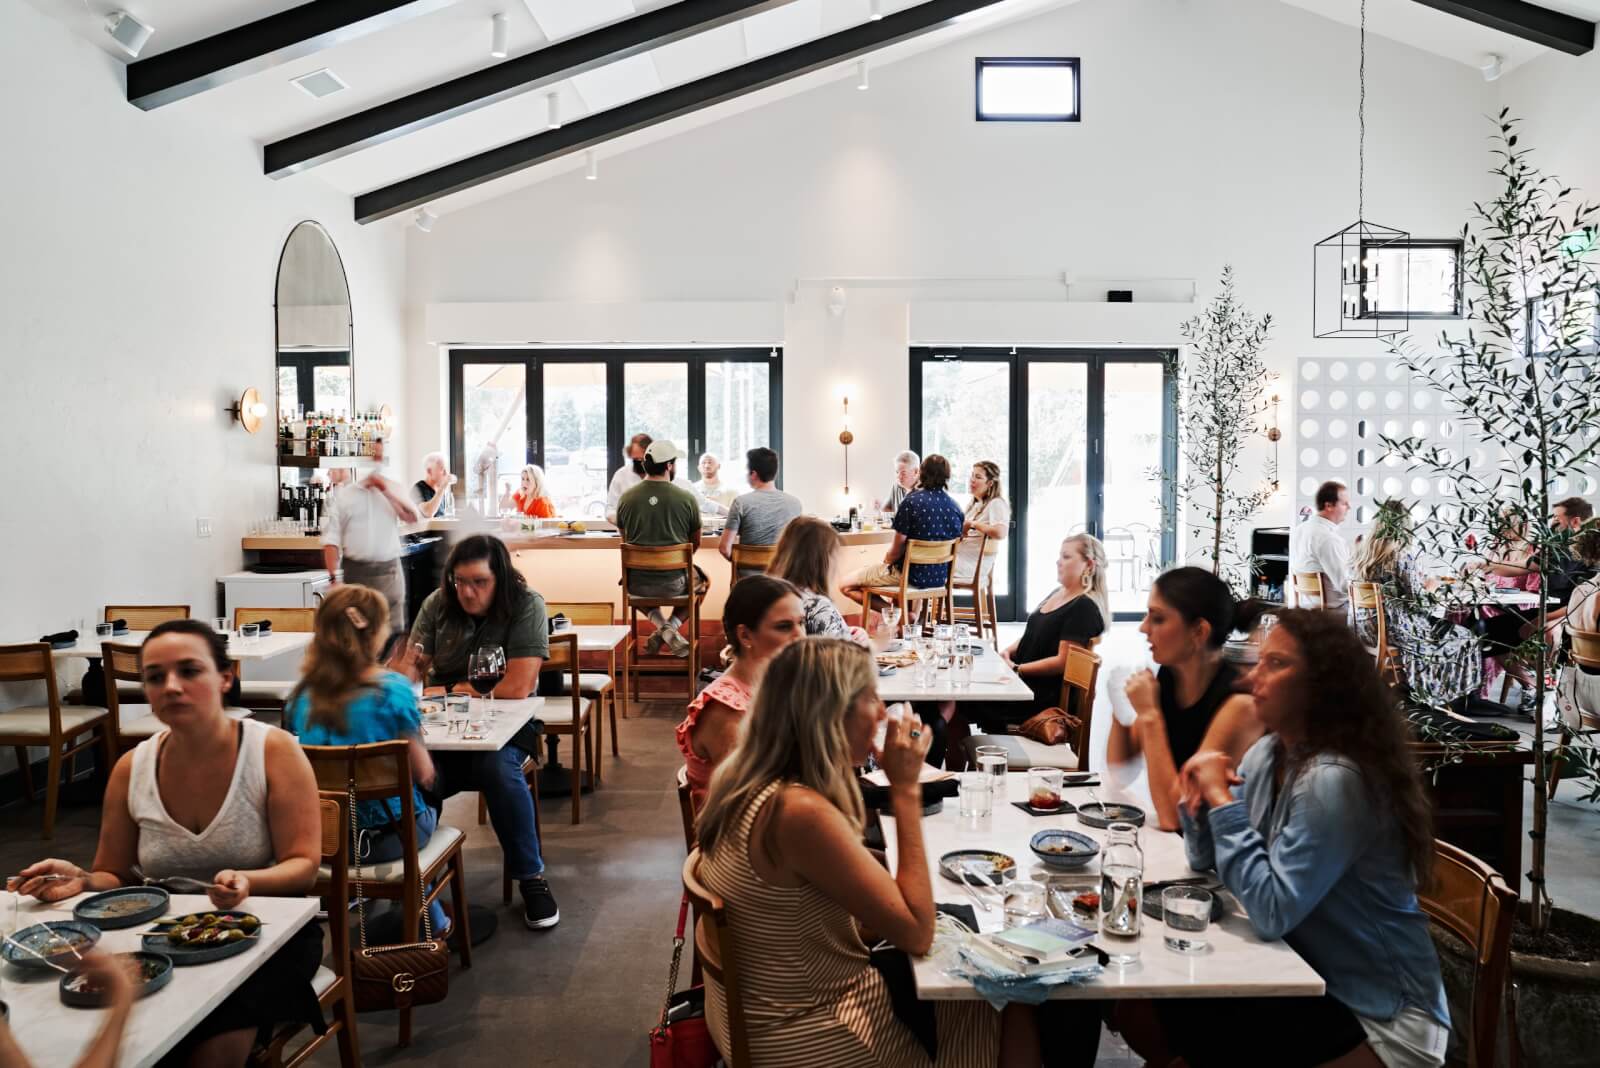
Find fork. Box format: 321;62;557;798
145;876;214;894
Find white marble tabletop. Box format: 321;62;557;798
420;696;543;752
560;624;632;652
883;773;1324;1000
50;631;313;664
5;892;318;1068
876;652;1034;703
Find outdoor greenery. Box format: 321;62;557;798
1381;111;1600;936
1166;266;1276;594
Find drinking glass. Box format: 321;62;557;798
913;637;938;688
950;648;973;689
881;605;902;643
239;623;260;645
445;694;471;735
1027;768;1064;812
1099;823;1144;964
469;645;506;717
1162;887;1213;954
957;771;993;821
905;599;924;639
213;617;230;635
95;622;114;639
975;744;1008;799
1003;883;1048;929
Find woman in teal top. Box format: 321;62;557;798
286;584;446;933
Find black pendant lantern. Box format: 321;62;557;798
1314;0;1410;338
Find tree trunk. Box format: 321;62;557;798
1211;441;1225;575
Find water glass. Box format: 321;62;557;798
974;744;1008;799
957;771;993;820
951;645;973;689
213;616;230;635
1003;882;1048;929
445;694;470;735
1162;887;1213;954
1027;768;1064;811
240;623;260;645
914;637;938;687
95;622;114;639
881;605;901;641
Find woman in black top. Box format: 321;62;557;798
1108;567;1263;831
960;535;1109;739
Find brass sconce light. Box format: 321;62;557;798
227;387;269;434
839;390;854;499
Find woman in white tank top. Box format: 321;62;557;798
18;621;324;1067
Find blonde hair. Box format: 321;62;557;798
770;516;842;597
696;639;874;856
1354;500;1411;582
1064;533;1111;622
294;584;389;733
520;464;547;498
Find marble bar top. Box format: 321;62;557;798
883;773;1325;1000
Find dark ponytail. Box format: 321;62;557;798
1152;567;1268;647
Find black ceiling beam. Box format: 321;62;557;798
126;0;460;110
1409;0;1593;55
355;0;1007;223
267;0;808;178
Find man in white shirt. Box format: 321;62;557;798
693;452;740;516
322;471;420;636
1289;480;1352;611
604;432;652;524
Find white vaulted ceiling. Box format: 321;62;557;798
18;0;1599;221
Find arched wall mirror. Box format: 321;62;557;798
274;221;354;486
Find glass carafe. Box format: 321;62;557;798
1099;822;1144;964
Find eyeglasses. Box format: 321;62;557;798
450;574;494;592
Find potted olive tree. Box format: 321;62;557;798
1382;111;1600;1065
1166;265;1276;595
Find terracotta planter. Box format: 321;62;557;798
1433;907;1600;1067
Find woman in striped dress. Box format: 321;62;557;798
695;638;1034;1066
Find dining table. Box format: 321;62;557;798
883;772;1325;1001
49;630;313;665
876;648;1034;704
3;892;318;1068
419;696;543;752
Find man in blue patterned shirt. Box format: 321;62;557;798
843;453;964;600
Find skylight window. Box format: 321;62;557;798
975;58;1080;122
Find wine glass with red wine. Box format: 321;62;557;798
468;645;506;718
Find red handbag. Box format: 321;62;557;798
649;893;720;1068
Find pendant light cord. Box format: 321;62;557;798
1358;0;1366;223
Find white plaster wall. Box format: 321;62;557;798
403;0;1499;561
0;1;409;643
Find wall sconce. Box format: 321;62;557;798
1265;393;1282;489
838;385;855;498
227;388;269;434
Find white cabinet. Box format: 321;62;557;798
218;570;330;682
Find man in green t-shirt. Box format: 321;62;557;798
616;439;703;657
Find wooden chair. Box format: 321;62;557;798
855;538;959;633
0;643;114;838
1348;581;1402;687
302;741;472;1048
252;799;360;1068
103;604;190;631
545;601;621;775
949;531;1001;651
1418;841;1518;1068
233;607;316;714
676;765;696;852
100;641;252;752
961;644;1102;771
620;542;706;701
538;632;593;826
1551;628;1600;797
728;542;777;584
684;849;751;1068
1290;572;1328;609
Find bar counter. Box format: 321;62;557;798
242;519;896;618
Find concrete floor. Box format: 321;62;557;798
3;632;1596;1066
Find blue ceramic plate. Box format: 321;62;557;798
60;951;173;1007
142;911;263;965
2;921;101;970
74;886;169;930
1030;830;1101;871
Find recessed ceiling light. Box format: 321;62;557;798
290;68;349;100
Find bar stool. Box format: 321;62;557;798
854;538;958;633
728;542;777;585
949;531;1001;651
0;643;115;838
620;542;706;701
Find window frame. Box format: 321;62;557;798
448;347;783;492
974;57;1082;124
1357;238;1465;321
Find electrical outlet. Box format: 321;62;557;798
196;517;213;538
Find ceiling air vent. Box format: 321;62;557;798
290;68;348;99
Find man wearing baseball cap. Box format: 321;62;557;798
616;440;706;657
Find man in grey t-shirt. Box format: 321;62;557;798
719;447;802;578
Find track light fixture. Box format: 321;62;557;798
414;208;436;232
491;13;509;59
104;10;155;59
870;0;884;20
545;90;561;129
585;149;598;181
857;59;869;90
